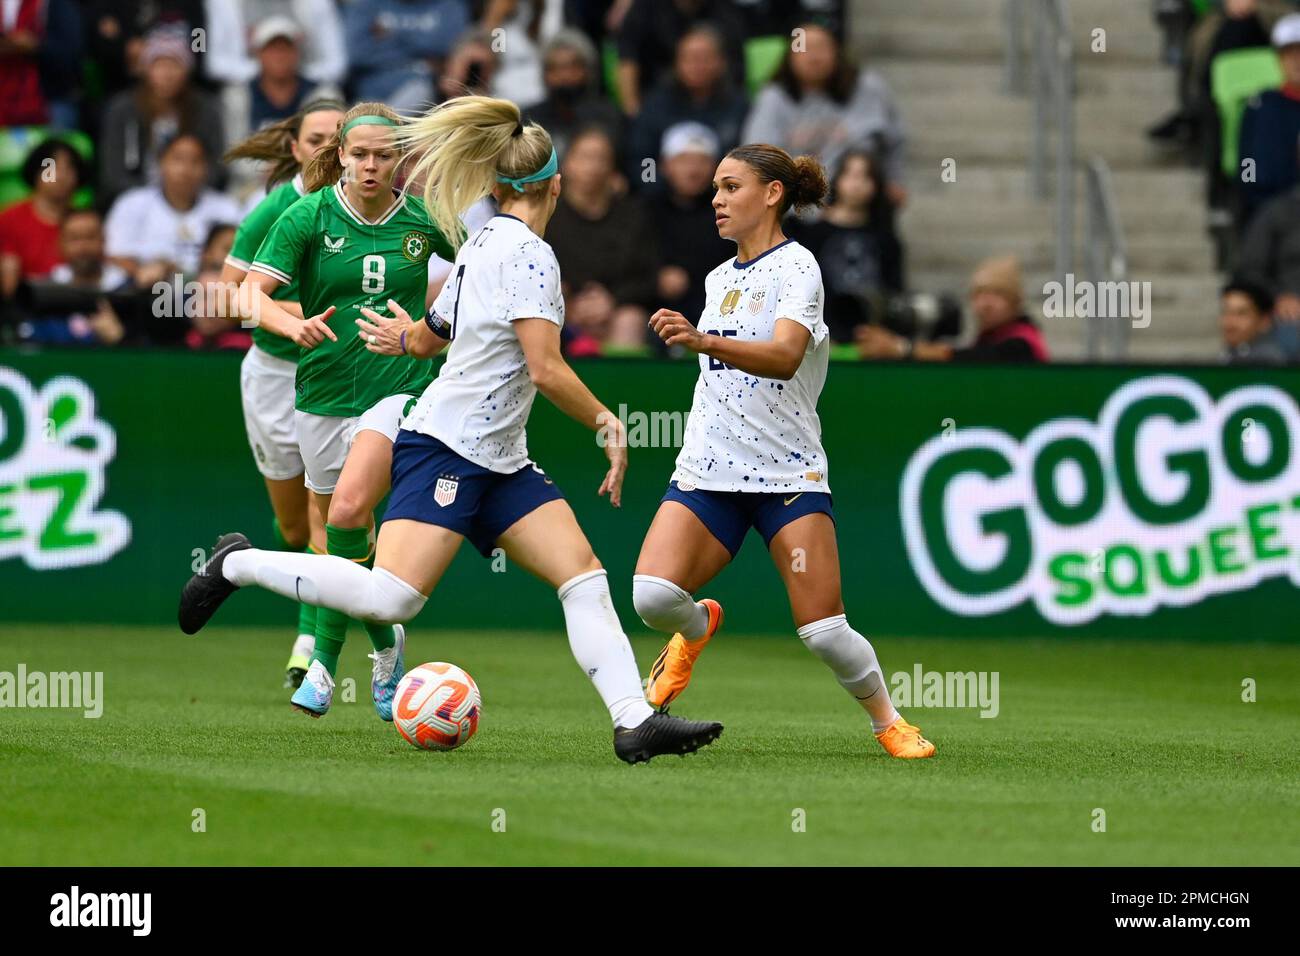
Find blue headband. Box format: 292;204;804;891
496;147;558;192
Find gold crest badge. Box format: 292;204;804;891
720;289;742;315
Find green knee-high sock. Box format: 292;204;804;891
272;517;319;638
326;523;396;653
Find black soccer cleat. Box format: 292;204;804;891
614;712;723;765
178;532;252;634
284;667;308;690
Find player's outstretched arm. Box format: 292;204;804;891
237;271;336;348
515;317;627;507
650;309;810;380
356;299;449;359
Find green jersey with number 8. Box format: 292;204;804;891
250;182;455;417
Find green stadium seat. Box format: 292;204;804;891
0;125;96;211
602;39;622;110
1211;47;1283;177
744;35;787;95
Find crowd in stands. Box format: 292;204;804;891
1;0;968;360
1151;0;1300;364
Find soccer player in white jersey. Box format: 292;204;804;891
633;143;935;759
179;96;723;764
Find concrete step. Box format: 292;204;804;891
856;0;1163;64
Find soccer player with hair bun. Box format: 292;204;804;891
636;143;936;759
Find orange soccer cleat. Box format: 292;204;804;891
874;716;936;759
644;599;723;711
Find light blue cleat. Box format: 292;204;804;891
290;660;334;718
369;624;406;722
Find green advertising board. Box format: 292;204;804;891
1;350;1296;641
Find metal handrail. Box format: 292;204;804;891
1082;157;1130;359
1031;0;1075;280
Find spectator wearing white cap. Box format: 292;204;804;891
98;25;225;204
202;0;348;87
220;15;343;184
648;121;733;328
1238;13;1300;223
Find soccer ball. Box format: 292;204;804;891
393;662;482;751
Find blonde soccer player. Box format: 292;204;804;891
179;96;723;763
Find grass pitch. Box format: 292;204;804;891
1;624;1297;866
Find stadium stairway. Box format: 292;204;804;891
853;0;1223;361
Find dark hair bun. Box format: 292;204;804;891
788;155;829;212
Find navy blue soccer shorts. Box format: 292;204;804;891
385;430;564;557
660;481;835;558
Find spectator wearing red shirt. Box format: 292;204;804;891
0;138;86;298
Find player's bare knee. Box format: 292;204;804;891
326;492;370;529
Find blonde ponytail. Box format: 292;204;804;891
396;95;555;250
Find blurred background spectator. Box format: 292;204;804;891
15;207;128;346
857;255;1047;363
524;27;622;160
0;137;84;298
103;132;239;286
1237;174;1300;319
481;0;563;110
204;0;348;88
342;0;470;111
614;0;745;117
185;222;251;351
648;121;732;326
221;16;344;156
626;24;748;191
1237;13;1300;224
788;147;903;343
545;125;657;355
1219;276;1297;362
0;0;81;129
98;25;225;204
742;21;907;207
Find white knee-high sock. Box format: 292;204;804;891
558;569;653;729
222;548;426;623
797;614;899;733
631;574;709;638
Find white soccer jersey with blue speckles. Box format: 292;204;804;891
672;238;831;494
402;214;564;474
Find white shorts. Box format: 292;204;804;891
295;393;416;495
240;345;304;481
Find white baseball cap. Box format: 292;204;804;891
252;15;302;50
1272;13;1300;49
661;122;720;161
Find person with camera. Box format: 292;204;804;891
856;255;1049;363
15;208;129;346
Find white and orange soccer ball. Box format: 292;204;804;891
393;662;482;751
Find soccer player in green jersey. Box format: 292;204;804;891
220;99;345;690
232;101;456;720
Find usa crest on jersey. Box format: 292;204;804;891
434;476;459;507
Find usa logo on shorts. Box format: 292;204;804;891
434;477;459;507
